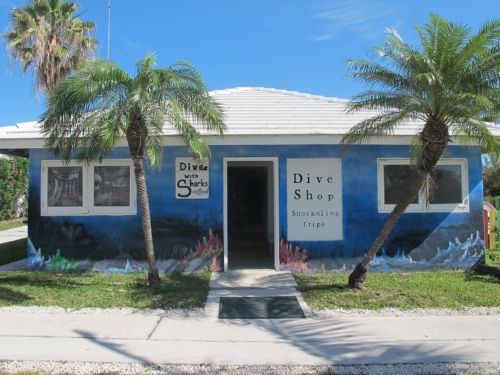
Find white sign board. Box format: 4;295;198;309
175;157;209;199
287;158;342;241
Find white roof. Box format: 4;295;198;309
1;87;499;147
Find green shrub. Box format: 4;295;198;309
483;155;500;196
0;156;28;220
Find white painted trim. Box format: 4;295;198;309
205;134;474;146
223;157;280;272
273;159;280;271
377;158;469;213
223;160;228;271
41;159;137;216
0;134;481;150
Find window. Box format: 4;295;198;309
41;161;88;216
377;158;469;213
41;160;136;216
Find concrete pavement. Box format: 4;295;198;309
0;310;499;365
0;269;499;367
0;225;27;244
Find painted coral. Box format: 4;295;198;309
280;239;308;272
45;249;79;272
187;229;223;271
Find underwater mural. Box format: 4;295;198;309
26;143;484;273
26;219;223;274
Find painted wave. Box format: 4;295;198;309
370;231;484;271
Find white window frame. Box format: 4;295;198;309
377;158;469;213
41;159;136;216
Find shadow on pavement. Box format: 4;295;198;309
74;329;158;365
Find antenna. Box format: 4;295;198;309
107;0;111;60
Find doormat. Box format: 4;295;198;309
219;296;306;319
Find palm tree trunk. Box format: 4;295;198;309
132;156;161;289
348;118;449;289
348;172;428;289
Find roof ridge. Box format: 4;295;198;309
209;87;349;102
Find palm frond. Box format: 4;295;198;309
345;13;500;154
141;105;166;170
41;59;131;162
42;52;226;166
169;99;211;160
450;118;500;157
347;59;413;93
3;0;96;93
456;19;500;66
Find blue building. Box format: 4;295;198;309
0;87;496;273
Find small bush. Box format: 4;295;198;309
0;156;28;220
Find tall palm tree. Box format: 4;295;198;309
41;54;225;288
342;14;500;289
4;0;97;93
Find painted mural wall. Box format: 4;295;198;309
27;144;484;273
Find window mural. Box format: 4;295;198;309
41;160;136;216
94;166;130;207
47;166;83;207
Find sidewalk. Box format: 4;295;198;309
0;309;499;366
0;225;27;244
0;269;499;367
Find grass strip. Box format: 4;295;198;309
0;238;27;266
0;218;26;231
0;271;211;310
295;270;500;310
485;248;500;267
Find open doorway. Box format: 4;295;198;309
224;160;276;270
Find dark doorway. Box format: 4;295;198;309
227;162;274;269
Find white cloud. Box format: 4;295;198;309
123;38;139;54
313;33;337;42
311;0;405;42
0;0;26;11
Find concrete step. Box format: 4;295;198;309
210;269;297;289
205;269;312;319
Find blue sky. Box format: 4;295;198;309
0;0;498;126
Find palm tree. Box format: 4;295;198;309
41;54;225;288
342;14;500;289
4;0;97;93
